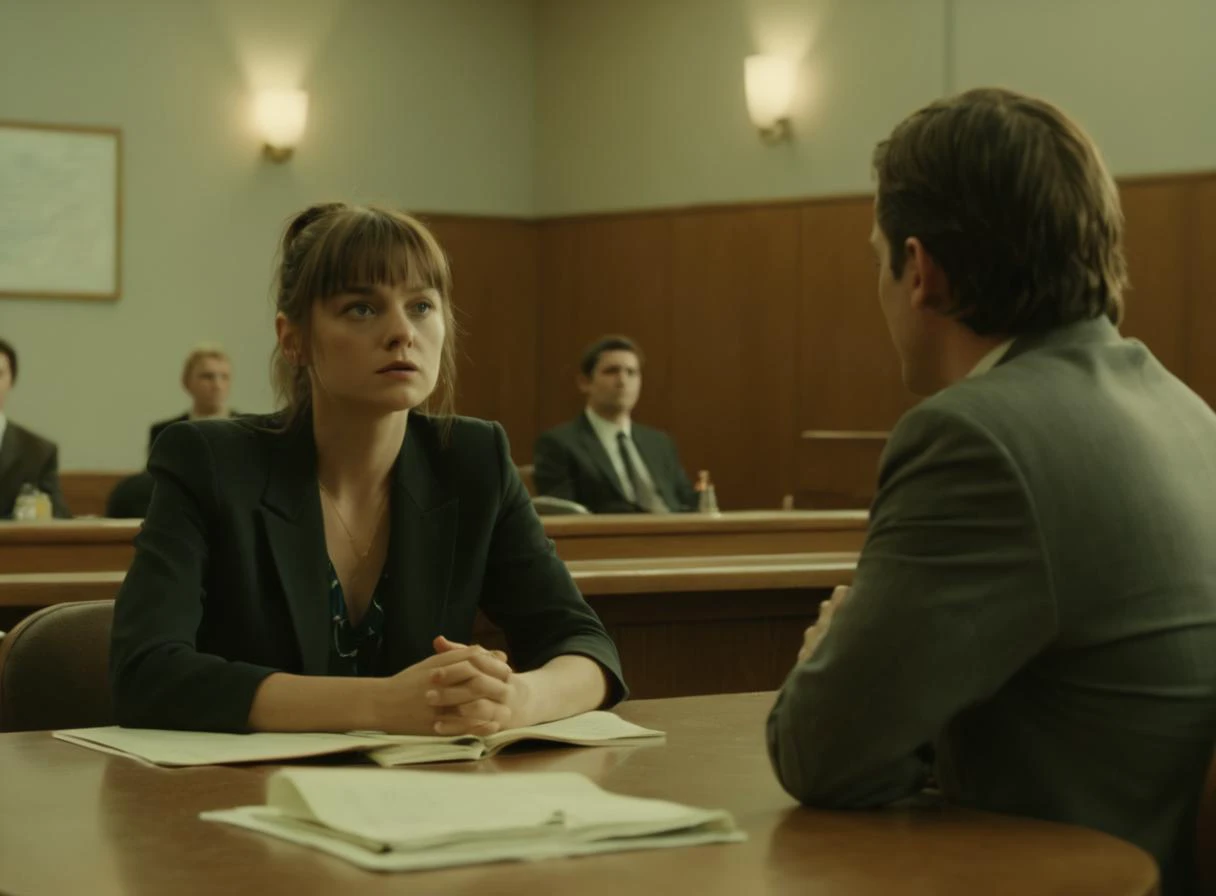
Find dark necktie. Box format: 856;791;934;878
616;430;646;508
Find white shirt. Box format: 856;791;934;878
967;339;1015;379
584;409;670;513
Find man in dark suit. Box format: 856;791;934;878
766;89;1216;896
148;343;239;452
0;339;71;518
533;335;696;513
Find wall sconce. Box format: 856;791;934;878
254;89;308;162
744;55;796;143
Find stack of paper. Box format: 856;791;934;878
53;711;664;767
202;768;744;870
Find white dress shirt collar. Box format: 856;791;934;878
585;408;630;440
967;339;1015;379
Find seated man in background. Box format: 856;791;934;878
0;338;71;518
104;471;155;519
766;88;1216;896
534;335;696;513
148;343;239;452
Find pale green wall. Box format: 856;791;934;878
534;0;1216;214
535;0;946;214
0;0;535;471
953;0;1216;176
4;0;1214;473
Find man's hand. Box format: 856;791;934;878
798;585;850;664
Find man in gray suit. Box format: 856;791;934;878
534;335;697;514
767;88;1216;896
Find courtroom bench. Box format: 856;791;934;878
0;511;869;575
0;553;857;699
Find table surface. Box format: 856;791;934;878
0;692;1158;896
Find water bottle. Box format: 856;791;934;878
696;470;720;514
13;483;39;521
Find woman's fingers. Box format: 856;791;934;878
426;676;510;708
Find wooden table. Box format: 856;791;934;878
0;511;869;574
0;693;1158;896
0;555;857;697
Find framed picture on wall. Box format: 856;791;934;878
0;120;122;301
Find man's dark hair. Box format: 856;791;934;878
0;339;16;383
579;335;644;379
873;87;1127;336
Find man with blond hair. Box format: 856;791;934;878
148;344;238;452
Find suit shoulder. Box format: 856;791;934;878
150;413;188;430
535;419;583;446
889;385;999;449
407;416;512;496
632;421;675;442
154;415;275;468
413;413;496;442
885;373;1048;480
7;421;56;454
411;414;507;459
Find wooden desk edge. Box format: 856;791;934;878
0;555;859;606
0;512;868;545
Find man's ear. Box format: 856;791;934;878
904;237;950;313
576;374;591;396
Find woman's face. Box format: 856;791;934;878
282;282;446;415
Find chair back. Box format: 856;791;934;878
0;601;115;732
105;471;155;518
531;495;591;516
1198;750;1216;895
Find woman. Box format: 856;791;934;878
110;203;625;735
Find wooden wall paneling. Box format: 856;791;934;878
797;198;912;430
797;198;912;507
1184;176;1216;407
59;471;134;518
583;588;827;698
535;215;675;449
475;587;830;699
1117;181;1192;377
667;207;801;510
49;172;1214;525
795;435;885;509
422;215;539;463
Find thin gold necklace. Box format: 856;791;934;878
318;481;388;585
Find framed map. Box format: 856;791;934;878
0;121;122;300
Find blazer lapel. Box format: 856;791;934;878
257;420;331;676
378;419;459;673
576;415;629;501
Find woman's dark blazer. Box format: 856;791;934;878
110;412;626;732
